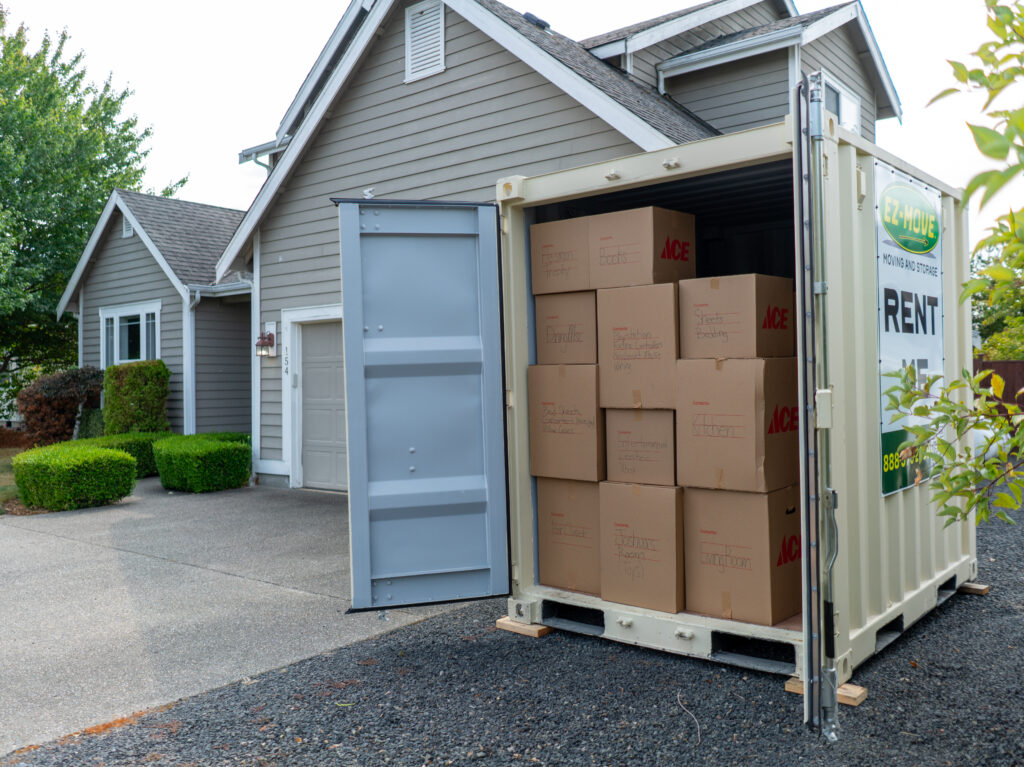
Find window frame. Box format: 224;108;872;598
821;70;861;135
404;0;446;83
99;299;161;368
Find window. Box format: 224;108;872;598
405;0;445;83
122;214;134;238
822;72;861;135
99;300;160;368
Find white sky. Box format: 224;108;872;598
4;0;1007;237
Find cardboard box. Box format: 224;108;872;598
535;291;597;365
528;364;605;481
678;274;796;359
684;485;802;626
589;207;696;290
537;478;601;594
599;482;684;613
606;409;675;486
676;358;798;493
597;283;678;409
530;217;589;294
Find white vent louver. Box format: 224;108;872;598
122;214;133;238
405;0;445;83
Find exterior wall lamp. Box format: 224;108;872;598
255;322;277;357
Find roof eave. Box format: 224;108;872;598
659;27;802;78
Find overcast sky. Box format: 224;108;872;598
3;0;1005;235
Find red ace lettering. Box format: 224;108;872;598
761;305;789;330
767;404;799;434
776;533;801;566
660;236;690;261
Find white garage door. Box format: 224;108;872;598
301;321;347;491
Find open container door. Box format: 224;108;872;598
336;199;509;610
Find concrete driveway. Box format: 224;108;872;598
0;478;455;756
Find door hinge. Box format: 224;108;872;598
813;281;828;295
292;373;299;389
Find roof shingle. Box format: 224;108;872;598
117;191;245;286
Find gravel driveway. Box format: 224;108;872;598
2;518;1021;766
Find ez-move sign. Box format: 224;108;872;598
875;161;944;495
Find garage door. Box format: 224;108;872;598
301;321;347;491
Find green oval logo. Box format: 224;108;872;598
879;183;939;254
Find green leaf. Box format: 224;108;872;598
980;264;1017;281
981;165;1023;207
928;87;961;106
969;124;1012;158
994;492;1017;509
992;373;1006;398
950;60;969;83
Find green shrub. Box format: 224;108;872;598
153;435;251;493
103;360;171;435
199;431;251;446
75;432;172;478
77;407;105;439
13;444;136;511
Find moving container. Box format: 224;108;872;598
337;89;976;737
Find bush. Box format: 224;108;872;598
13;443;136;511
78;407;104;439
199;431;251;446
104;360;171;435
16;366;103;445
153;435;251;493
75;432;171;478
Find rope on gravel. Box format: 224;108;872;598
677;692;701;746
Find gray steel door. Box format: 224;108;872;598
301;321;347;491
338;200;508;609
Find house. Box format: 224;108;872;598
57;190;250;434
205;0;899;491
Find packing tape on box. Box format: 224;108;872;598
715;467;724;488
632;484;642;496
559;365;567;378
721;591;733;619
714;357;725;371
710;278;720;289
632;389;643;408
633;409;643;422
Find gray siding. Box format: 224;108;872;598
194;297;251;433
630;1;782;89
665;50;789;134
79;212;185;431
801;25;877;142
255;1;642;461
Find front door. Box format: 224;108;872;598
301;320;347;491
337;200;509;610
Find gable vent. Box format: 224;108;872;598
405;0;445;83
122;214;133;238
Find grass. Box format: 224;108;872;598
0;447;22;505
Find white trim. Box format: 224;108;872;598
98;299;162;369
77;284;84;368
57;191;189;318
787;43;801;122
404;0;446;83
821;68;861;135
183;294;196;434
587;0;778;59
216;0;679;282
659;26;802;78
275;0;374;143
185;280;251;297
281;303;344;489
251;230;262;477
851;8;902;122
254;458;289;476
801;2;859;42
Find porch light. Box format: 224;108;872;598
255;330;275;357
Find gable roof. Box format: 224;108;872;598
218;0;719;281
658;2;902;120
581;0;798;56
57;191;245;317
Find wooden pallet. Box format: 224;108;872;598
957;582;991;596
785;677;868;707
496;616;552;638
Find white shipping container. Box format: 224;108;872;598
339;87;976;737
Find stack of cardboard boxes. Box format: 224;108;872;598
528;206;801;626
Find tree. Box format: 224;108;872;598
888;0;1024;525
0;7;184;392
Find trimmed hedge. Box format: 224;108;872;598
13;444;136;511
199;431;251;446
103;360;171;435
153;435;251;493
78;407;105;439
75;432;172;478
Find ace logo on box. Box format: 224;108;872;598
776;530;800;566
761;304;789;330
767;404;799;435
660;236;691;262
